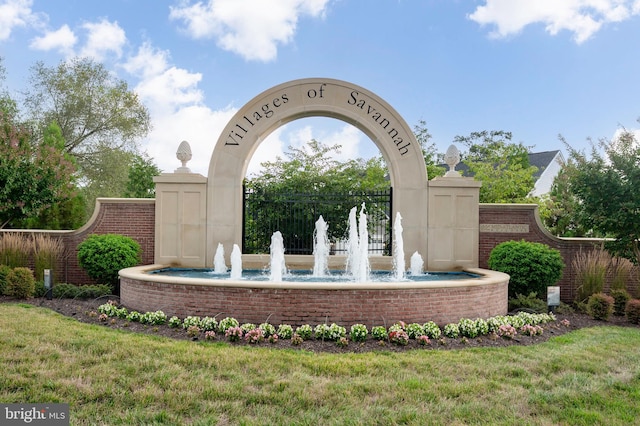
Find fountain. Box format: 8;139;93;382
269;231;287;281
312;216;330;277
230;244;242;280
213;243;227;274
120;80;509;326
410;251;424;276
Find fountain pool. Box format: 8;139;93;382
119;258;508;326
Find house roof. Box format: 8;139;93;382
445;150;562;181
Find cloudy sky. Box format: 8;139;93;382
1;0;639;175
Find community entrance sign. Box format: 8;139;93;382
207;78;429;262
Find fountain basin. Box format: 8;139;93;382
120;255;509;326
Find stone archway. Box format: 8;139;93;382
207;78;429;263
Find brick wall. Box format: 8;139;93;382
1;199;155;285
4;199;627;303
120;277;508;327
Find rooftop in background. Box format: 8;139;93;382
445;150;564;197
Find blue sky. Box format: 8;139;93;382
1;0;639;175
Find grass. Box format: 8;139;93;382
2;304;640;425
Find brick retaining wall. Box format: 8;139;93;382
3;199;631;303
120;275;509;327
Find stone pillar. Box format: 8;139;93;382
153;142;208;267
427;146;481;270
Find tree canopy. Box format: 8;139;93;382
0;115;76;228
24;57;151;160
564;130;640;264
244;140;390;253
454;130;538;203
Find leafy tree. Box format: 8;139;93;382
24;58;151;160
0;115;76;228
413;119;445;179
454;130;538;203
125;154;162;198
564;129;640;264
244;140;390;253
538;154;594;237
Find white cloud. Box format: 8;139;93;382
123;42;237;174
0;0;37;41
79;19;126;60
29;24;76;56
469;0;640;43
169;0;330;61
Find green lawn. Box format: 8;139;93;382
1;303;639;425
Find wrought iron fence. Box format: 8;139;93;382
243;187;392;255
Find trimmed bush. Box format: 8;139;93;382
625;299;640;324
77;234;141;288
610;289;632;317
0;264;11;295
52;283;113;299
508;292;548;314
488;240;565;298
5;267;36;299
586;293;614;321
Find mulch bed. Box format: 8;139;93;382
2;296;638;353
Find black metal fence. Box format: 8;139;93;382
243;187;392;255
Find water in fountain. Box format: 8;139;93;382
270;231;287;281
213;243;227;273
356;203;371;282
393;212;406;280
345;206;360;278
230;244;242;280
410;251;424;275
312;215;330;277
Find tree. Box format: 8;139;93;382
538;153;594;237
413;120;445;179
125;154;162;198
453;130;538;203
565;129;640;264
244;140;390;253
0;116;76;228
24;58;151;160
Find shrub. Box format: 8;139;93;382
52;283;113;300
200;317;218;331
625;299;640;324
371;326;388;341
350;324;368;342
388;329;409;345
488;240;564;298
295;324;312;340
406;323;425;339
0;264;12;295
5;267;36;299
218;317;239;333
573;248;609;304
277;324;293;339
258;322;276;338
77;234;141;287
443;323;460;338
32;234;63;282
610;289;632;317
609;288;631;317
168;316;182;328
0;233;30;268
586;293;614;321
422;321;441;339
458;318;479;338
508;292;548;314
